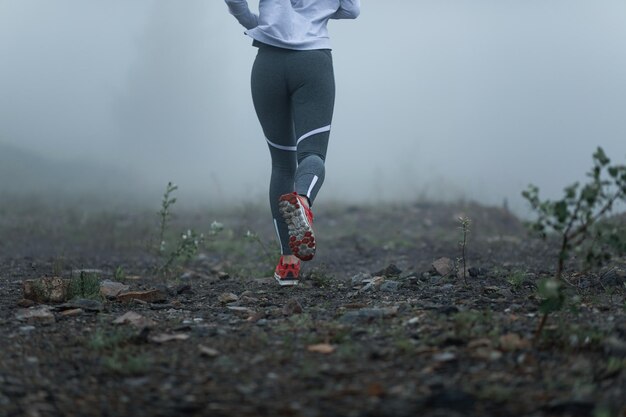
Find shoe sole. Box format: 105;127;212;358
278;194;315;261
274;273;299;286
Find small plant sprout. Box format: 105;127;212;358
154;182;205;276
458;216;471;285
158;182;178;254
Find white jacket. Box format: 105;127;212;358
225;0;360;50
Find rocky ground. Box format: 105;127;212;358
0;198;625;417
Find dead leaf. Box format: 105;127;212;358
307;343;336;354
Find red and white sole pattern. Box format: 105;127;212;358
278;193;316;261
274;274;299;286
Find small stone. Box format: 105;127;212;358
359;276;385;293
218;293;239;304
198;345;220;357
113;311;156;328
218;271;230;280
432;351;457;362
380;280;401;292
603;337;626;358
351;272;371;286
373;264;402;278
440;284;454;292
117;289;167;304
17;299;35;308
307;343;336;354
468;267;480;277
60;308;83;317
23;277;70;303
175;284;193;295
282;298;303;316
100;280;130;299
432;258;455;277
150;333;190;344
15;306;55;324
499;333;530;351
19;325;36;333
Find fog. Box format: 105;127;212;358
1;0;625;213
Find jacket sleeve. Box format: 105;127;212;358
330;0;361;19
224;0;259;30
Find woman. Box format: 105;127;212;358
224;0;360;286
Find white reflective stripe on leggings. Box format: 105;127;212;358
273;218;284;254
296;125;331;146
266;138;297;152
306;175;319;199
266;124;331;151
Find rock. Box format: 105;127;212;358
373;264;402;278
603;336;626;358
307;343;336;354
218;271;230;280
100;280;130;299
351;272;372;287
339;307;399;324
23;277;70;303
380;280;401;292
113;311;156;328
19;325;36;333
175;284;193;295
17;299;35;308
432;351;457;362
282;298;303;316
359;276;385;293
198;345;220;358
468;267;480;277
498;333;530;351
15;306;55;324
117;289;167;304
150;333;190;344
432;258;455;277
218;293;239;304
60;308;83;317
600;268;626;287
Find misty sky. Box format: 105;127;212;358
1;0;625;212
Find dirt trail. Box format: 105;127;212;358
1;200;624;417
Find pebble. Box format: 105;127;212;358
351;272;371;287
282;298;303;316
380;280;400;292
19;325;36;333
432;257;455;277
218;293;239;304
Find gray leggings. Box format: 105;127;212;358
251;42;335;255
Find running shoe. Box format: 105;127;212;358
278;192;316;261
274;256;301;286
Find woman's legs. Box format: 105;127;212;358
251;45;335;261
